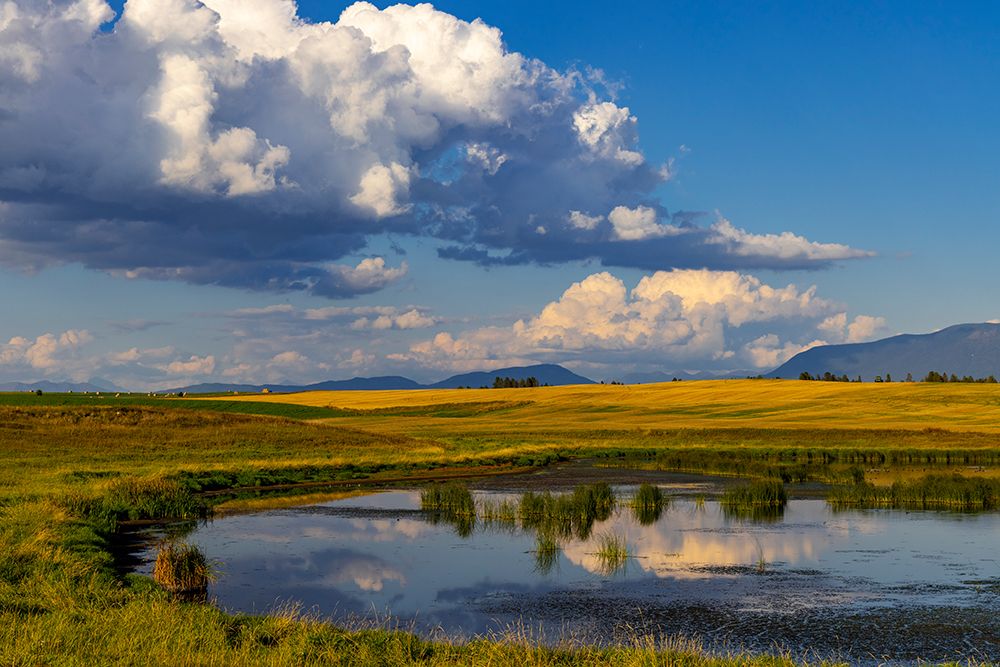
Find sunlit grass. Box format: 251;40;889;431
828;473;1000;510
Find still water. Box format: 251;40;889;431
137;472;1000;664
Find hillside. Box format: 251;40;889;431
769;323;1000;380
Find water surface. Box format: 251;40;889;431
136;473;1000;664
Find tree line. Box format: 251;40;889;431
799;371;998;383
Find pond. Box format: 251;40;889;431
134;467;1000;665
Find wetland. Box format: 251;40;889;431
131;464;1000;665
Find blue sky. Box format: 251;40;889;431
1;0;998;388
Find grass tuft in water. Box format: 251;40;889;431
153;541;214;600
630;483;666;525
594;532;629;575
519;483;616;540
420;482;475;515
721;480;788;521
532;534;561;574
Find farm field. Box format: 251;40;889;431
2;380;999;664
223;379;1000;433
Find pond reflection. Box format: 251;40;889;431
135;479;1000;663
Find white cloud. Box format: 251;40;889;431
350;162;412;218
608;205;673;240
0;0;868;297
573;101;644;165
743;334;826;369
396;269;885;371
164;354;216;375
567;210;603;230
708;217;874;262
846;314;887;343
318;257;408;297
0;329;93;371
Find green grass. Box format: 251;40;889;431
630;483;666;525
421;482;476;514
594;533;629;576
2;388;999;665
828;473;1000;510
721;481;788;520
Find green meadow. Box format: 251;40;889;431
2;380;999;665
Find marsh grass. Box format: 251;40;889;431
153;541;215;600
828;473;1000;510
519;483;616;540
479;497;519;527
721;481;788;521
60;476;206;531
630;483;666;525
594;532;629;576
420;482;476;514
532;534;561;574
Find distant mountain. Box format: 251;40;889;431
768;323;1000;380
621;369;758;384
160;364;594;394
428;364;595;389
306;376;423;391
0;379;119;393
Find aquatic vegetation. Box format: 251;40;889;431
532;534;561;574
828;473;1000;510
721;481;788;520
478;497;519;526
594;532;629;575
420;482;476;515
153;541;214;600
629;483;666;525
519;483;617;540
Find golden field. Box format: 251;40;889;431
219;379;1000;434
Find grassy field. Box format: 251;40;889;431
2;380;999;664
220;379;1000;433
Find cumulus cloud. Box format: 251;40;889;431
313;257;408;298
394;269;885;372
0;0;871;299
164;354;216;375
0;329;93;372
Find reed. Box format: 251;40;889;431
828;473;1000;510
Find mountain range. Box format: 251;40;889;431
8;323;1000;393
769;323;1000;380
160;363;595;394
0;379;121;393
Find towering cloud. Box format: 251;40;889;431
393;269;886;372
0;0;871;298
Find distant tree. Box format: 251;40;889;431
34;389;42;396
799;372;814;381
885;373;892;383
950;373;959;383
905;373;913;382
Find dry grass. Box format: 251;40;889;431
220;380;1000;433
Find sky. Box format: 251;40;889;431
1;0;999;389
